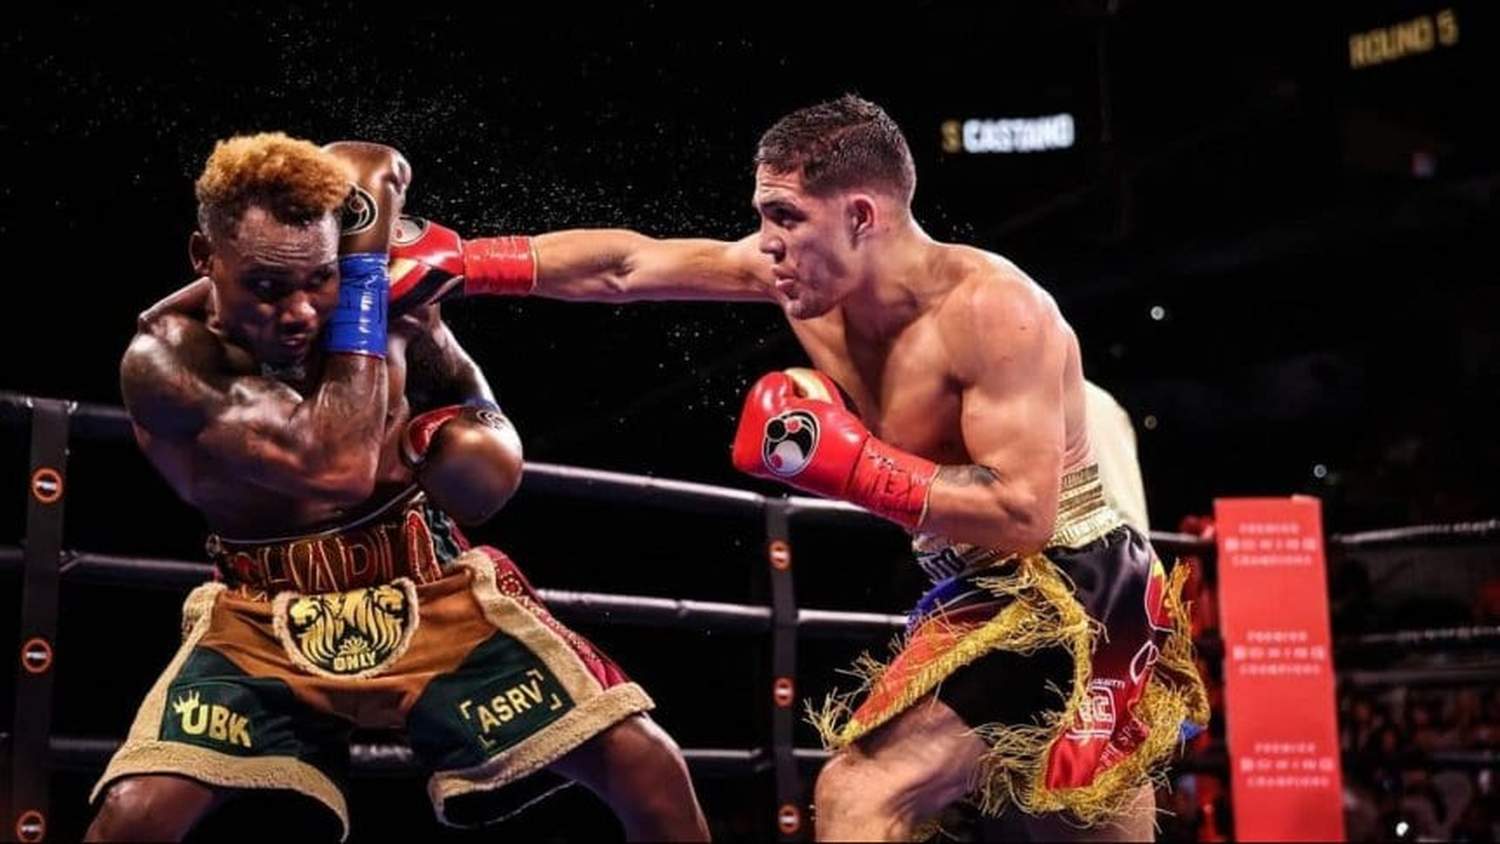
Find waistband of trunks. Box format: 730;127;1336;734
1047;464;1119;550
912;464;1122;581
205;486;460;596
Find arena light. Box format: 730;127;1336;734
940;114;1076;154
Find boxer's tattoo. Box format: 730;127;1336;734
936;464;1003;487
340;184;378;236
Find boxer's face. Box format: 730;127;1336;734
753;165;860;321
202;205;341;367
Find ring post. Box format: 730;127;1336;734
765;497;805;840
10;399;71;842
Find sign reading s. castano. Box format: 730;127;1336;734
941;114;1076;154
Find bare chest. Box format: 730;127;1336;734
794;322;969;463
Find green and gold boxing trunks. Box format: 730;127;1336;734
810;465;1210;828
90;488;652;840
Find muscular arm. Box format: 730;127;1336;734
399;304;524;524
918;280;1068;552
401;304;495;407
531;230;776;302
121;312;388;505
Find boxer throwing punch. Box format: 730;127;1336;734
385;94;1208;841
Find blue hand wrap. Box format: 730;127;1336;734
325;252;389;358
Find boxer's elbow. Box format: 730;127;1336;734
968;510;1052;554
999;504;1056;555
993;482;1057;551
933;484;1055;553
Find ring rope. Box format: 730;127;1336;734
0;546;905;637
38;736;834;779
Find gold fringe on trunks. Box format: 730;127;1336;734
809;555;1209;829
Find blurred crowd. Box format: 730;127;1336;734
1157;516;1500;843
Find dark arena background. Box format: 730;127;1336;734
4;3;1499;841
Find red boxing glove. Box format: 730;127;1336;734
402;399;523;526
388;216;536;310
731;368;937;530
402;404;465;469
401;398;505;468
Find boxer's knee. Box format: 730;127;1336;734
812;752;865;815
86;775;218;841
553;715;707;839
813;748;953;841
417;410;523;525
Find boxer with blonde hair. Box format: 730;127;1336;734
89;132;707;842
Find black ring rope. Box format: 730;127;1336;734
1331;518;1500;549
1340;662;1500;688
0;546;903;637
1340;625;1500;651
40;736;835;780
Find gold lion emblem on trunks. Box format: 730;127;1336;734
272;579;418;679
